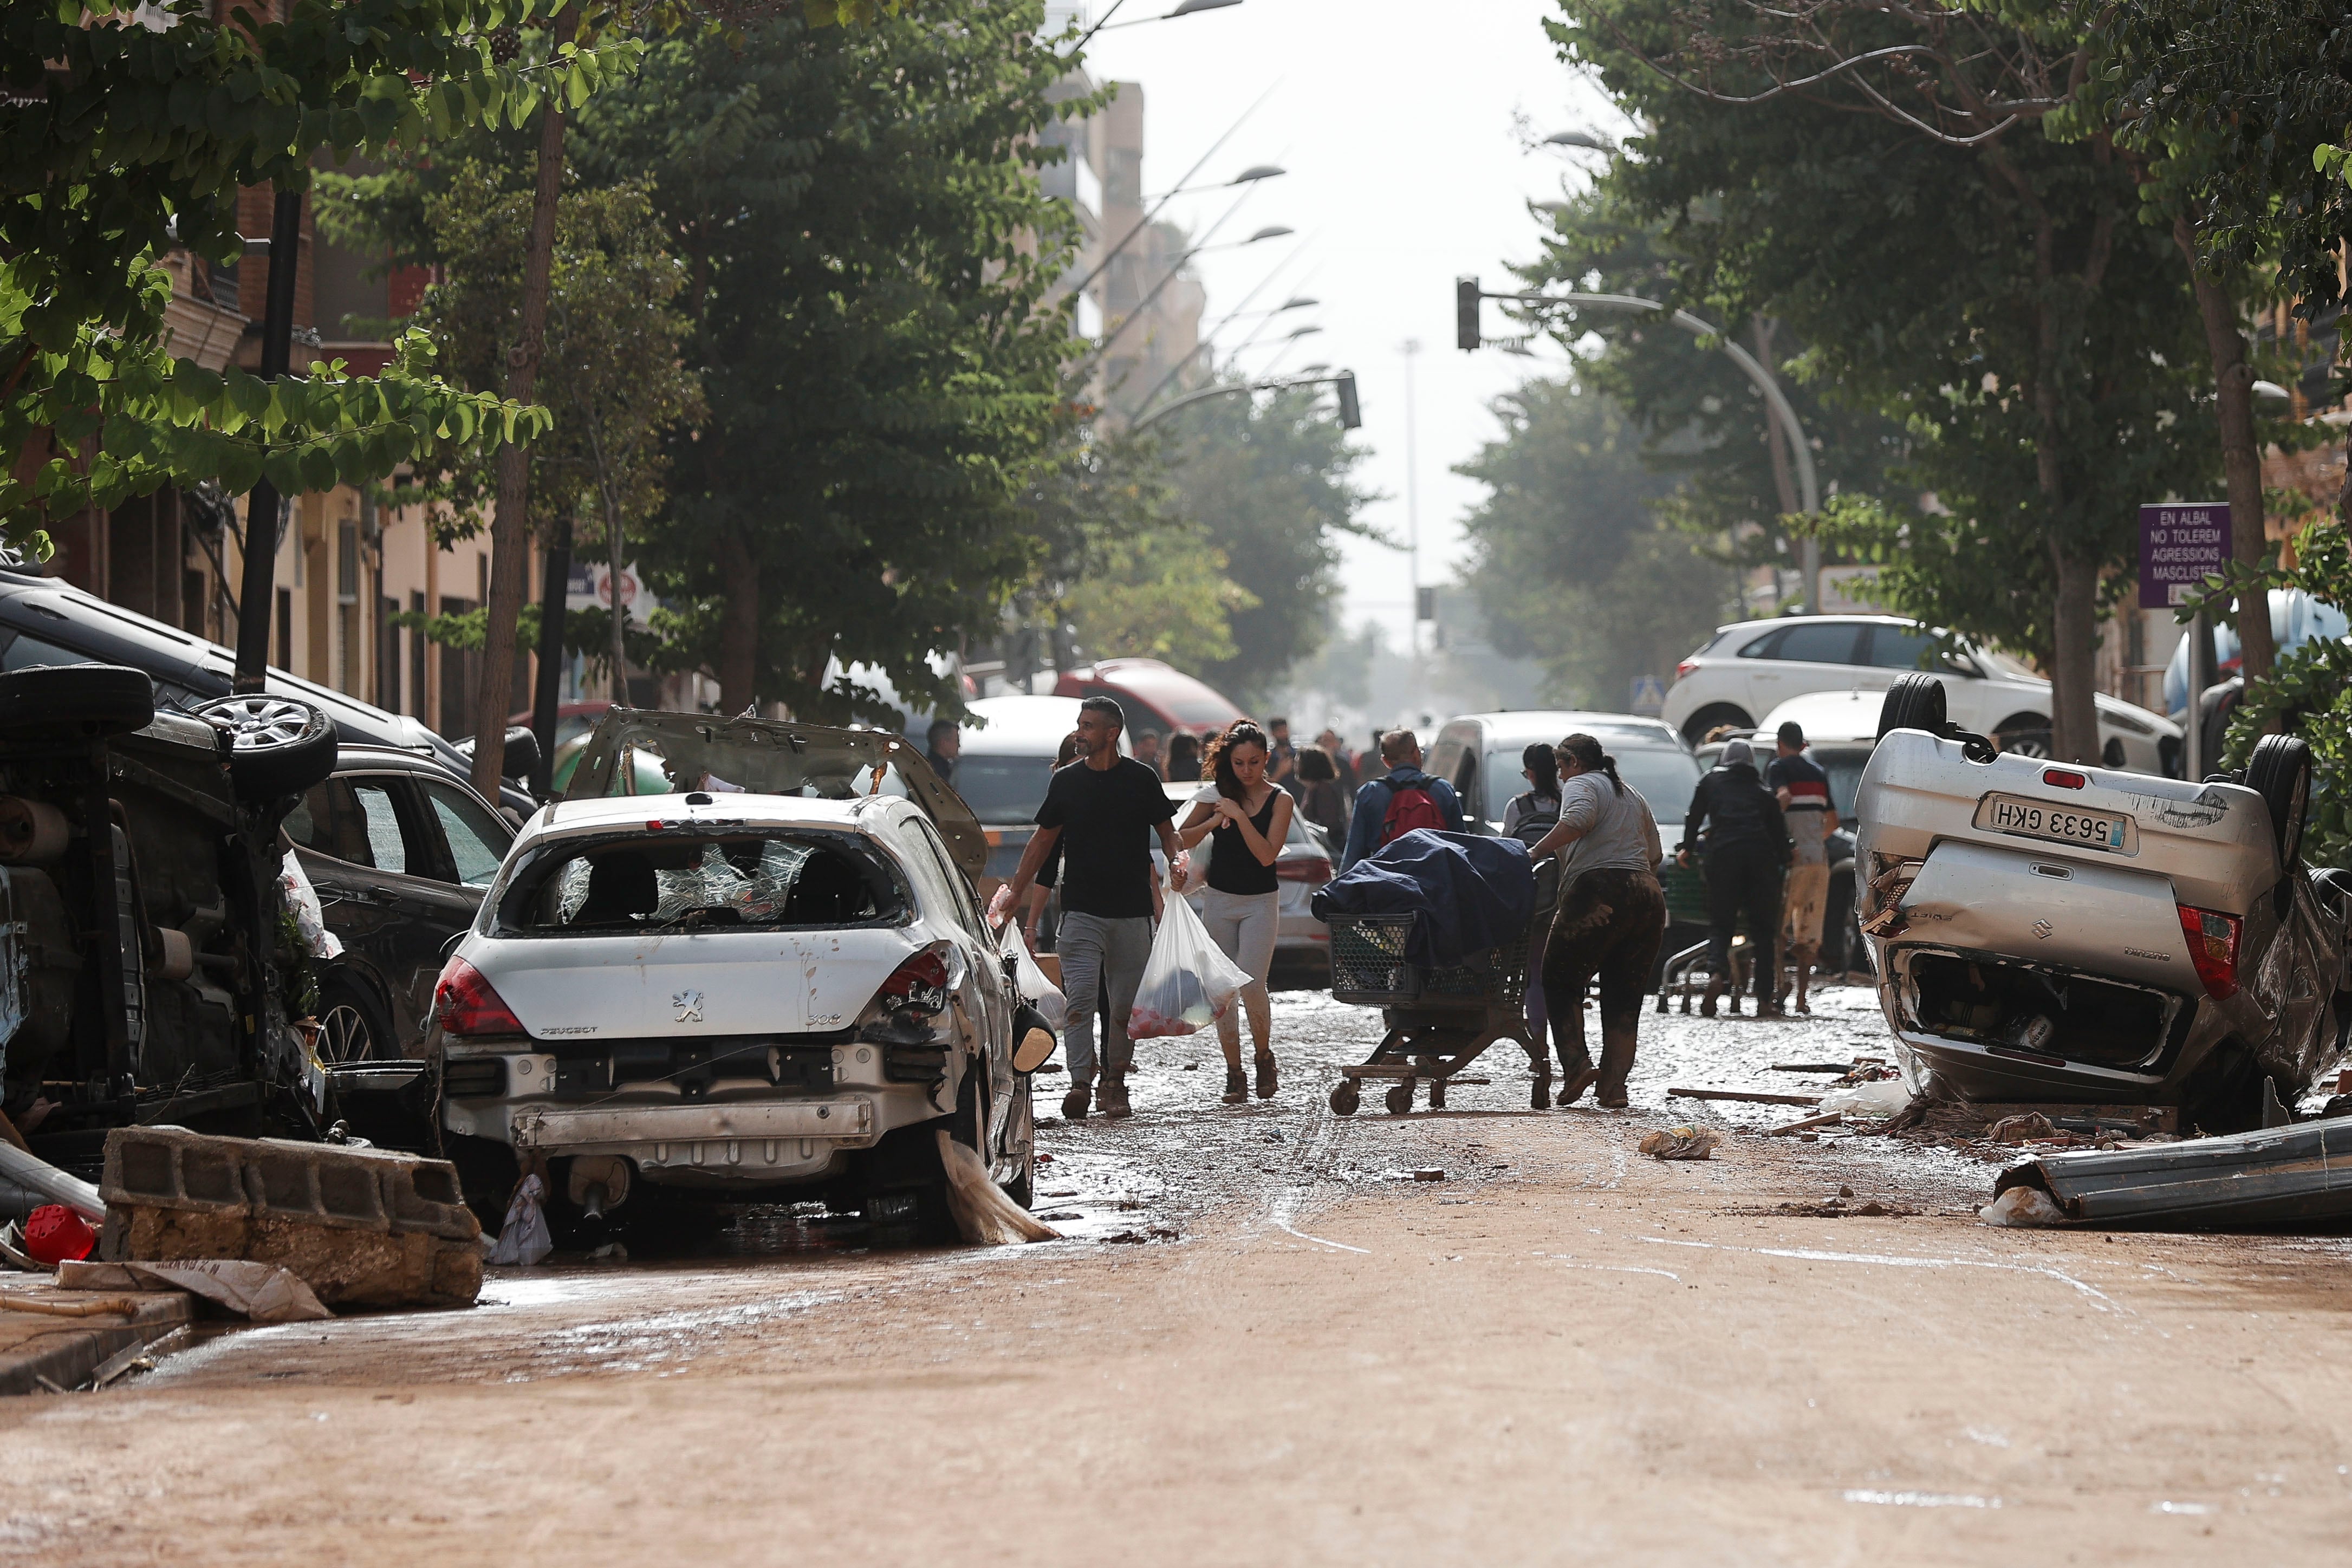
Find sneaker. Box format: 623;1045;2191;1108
1061;1082;1093;1120
1098;1077;1133;1120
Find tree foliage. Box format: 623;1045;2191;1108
0;0;641;548
564;1;1085;720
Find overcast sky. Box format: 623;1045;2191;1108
1075;0;1620;648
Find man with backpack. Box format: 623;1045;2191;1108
1339;729;1466;871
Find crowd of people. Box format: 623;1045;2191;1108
986;698;1839;1129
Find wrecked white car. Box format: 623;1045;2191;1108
432;710;1034;1240
1855;674;2351;1131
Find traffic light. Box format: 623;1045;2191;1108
1334;370;1361;430
1456;277;1482;352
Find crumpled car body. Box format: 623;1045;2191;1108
1854;728;2350;1129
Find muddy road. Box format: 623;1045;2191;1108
6;986;2352;1565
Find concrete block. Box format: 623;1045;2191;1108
99;1128;481;1309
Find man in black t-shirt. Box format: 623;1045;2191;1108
1002;697;1181;1122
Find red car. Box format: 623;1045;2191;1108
1052;658;1245;741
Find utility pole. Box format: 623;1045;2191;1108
232;187;305;691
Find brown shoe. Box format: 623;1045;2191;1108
1098;1075;1133;1120
1061;1079;1092;1120
1253;1053;1278;1099
1595;1022;1637;1109
1222;1065;1248;1104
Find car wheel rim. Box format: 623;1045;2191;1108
209;697;314;751
318;1001;372;1064
1999;734;2051;758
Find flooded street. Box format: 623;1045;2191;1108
7;985;2352;1565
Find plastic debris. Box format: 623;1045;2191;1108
1638;1126;1723;1161
486;1173;553;1266
23;1203;95;1265
1819;1077;1917;1120
1979;1185;2068;1227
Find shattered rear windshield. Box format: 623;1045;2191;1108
496;832;907;935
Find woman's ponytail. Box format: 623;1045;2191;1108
1556;732;1625;796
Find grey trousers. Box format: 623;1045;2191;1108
1056;912;1153;1083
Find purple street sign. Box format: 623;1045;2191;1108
2139;503;2231;609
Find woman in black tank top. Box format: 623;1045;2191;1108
1175;721;1295;1104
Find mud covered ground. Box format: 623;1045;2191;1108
5;984;2351;1565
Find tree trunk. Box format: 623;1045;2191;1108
470;8;574;797
2172;216;2274;690
606;487;628;705
2051;549;2101;763
715;532;759;714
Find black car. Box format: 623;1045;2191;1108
284;747;516;1063
0;567;537;816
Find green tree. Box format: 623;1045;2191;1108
0;0;640;551
569;2;1083;720
1554;0;2217;761
1149;382;1378;710
1457;377;1731;707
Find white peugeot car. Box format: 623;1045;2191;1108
1661;615;2180;773
432;710;1035;1242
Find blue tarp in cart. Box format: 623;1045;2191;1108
1311;829;1536;970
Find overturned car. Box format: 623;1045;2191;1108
0;663;348;1176
431;709;1038;1241
1855;674;2351;1131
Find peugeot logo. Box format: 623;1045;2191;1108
673;989;705;1023
2032;920;2054;940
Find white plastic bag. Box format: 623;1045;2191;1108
486;1173;553;1266
998;921;1066;1031
1128;889;1250;1038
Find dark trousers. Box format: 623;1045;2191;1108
1541;868;1668;1070
1705;840;1784;1003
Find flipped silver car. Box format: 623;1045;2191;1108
1855;675;2351;1131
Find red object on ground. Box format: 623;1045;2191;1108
24;1203;95;1265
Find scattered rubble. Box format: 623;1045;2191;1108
1638;1126;1722;1161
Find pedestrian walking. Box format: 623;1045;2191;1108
1266;717;1302;798
1766;720;1837;1014
1175;720;1295;1103
1294;746;1349;846
1133;729;1165;779
924;717;959;785
1315;727;1359;791
1677;738;1792;1018
1002;698;1183;1121
1165;731;1203;788
1526;734;1667;1108
1503;741;1564;1049
1023;730;1084;953
1339;730;1466;871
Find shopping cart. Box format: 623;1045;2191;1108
1324;914;1543;1115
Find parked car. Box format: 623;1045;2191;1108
1164;780;1334;979
435;708;1029;1239
0;565;539;814
1854;674;2350;1130
284;746;517;1063
1053;657;1245;746
1661;614;2180;773
0;665;347;1172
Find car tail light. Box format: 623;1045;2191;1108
2175;905;2241;1000
880;946;952;1001
1277;855;1332;885
2042;767;2088;790
1675;660;1699;681
433;957;525;1037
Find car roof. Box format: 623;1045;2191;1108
1755;689;1886;746
1445;711;1690;750
1712;614;1918;637
959;694;1087;753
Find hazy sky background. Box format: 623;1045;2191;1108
1076;0;1621;650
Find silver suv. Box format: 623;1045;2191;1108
1855;675;2351;1130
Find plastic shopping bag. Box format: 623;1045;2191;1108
1127;889;1250;1038
998;920;1066;1031
486;1173;553;1267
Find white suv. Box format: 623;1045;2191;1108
1661;615;2179;773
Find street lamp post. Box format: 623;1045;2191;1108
1458;279;1824;614
1128;369;1362;432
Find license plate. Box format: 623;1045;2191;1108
1973;792;2130;851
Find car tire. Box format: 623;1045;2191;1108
442;1131;522;1238
192;694;339;799
1992;715;2052;758
2249;733;2313;867
1679;702;1753;747
0;663;154;740
1876;674;1947;740
315;973;397;1064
